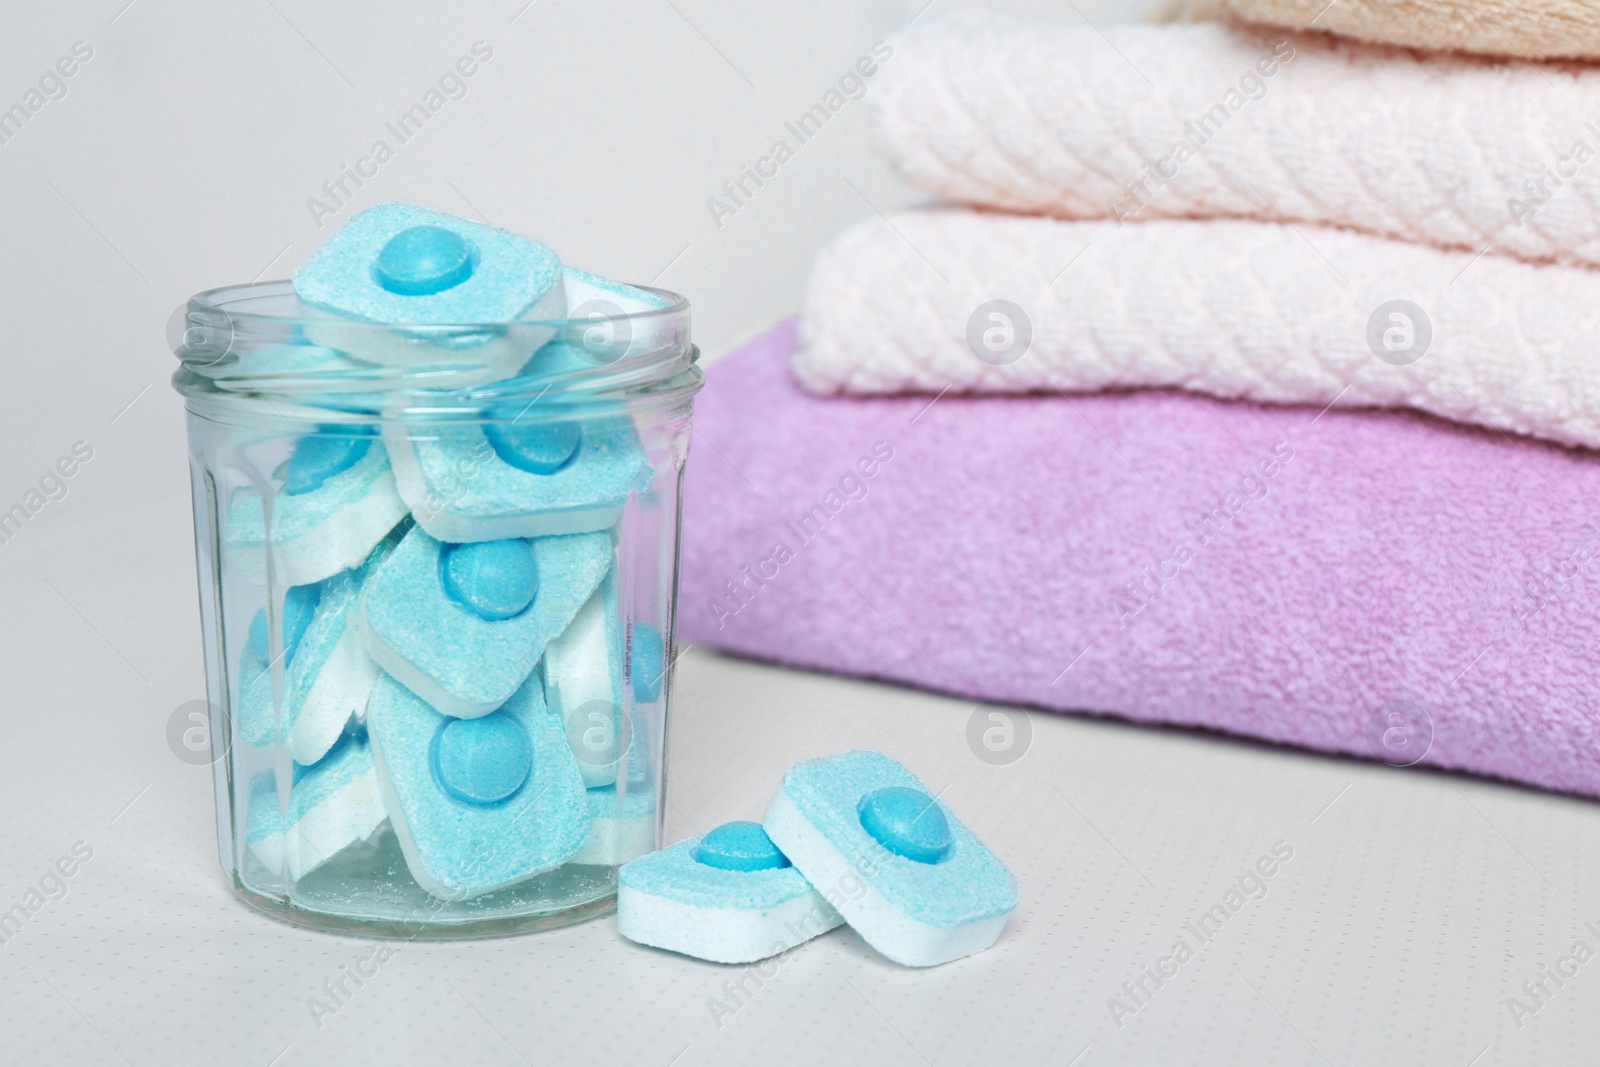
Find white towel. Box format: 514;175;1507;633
795;208;1600;452
872;18;1600;270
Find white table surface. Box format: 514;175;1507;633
5;645;1598;1066
2;0;1593;1064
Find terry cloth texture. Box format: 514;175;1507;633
1166;0;1600;60
683;320;1600;799
871;19;1600;268
793;209;1600;454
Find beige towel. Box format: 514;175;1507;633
1167;0;1600;59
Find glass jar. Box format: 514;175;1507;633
169;280;701;938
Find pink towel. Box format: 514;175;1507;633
682;320;1600;797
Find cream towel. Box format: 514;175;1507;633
795;209;1600;451
1168;0;1600;60
873;19;1600;269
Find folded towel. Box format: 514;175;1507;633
1167;0;1600;60
794;209;1600;453
684;320;1600;798
874;19;1600;269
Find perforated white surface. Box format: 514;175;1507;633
4;648;1597;1065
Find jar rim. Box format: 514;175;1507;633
169;279;700;418
174;278;690;331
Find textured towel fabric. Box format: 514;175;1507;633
1167;0;1600;60
684;320;1600;798
873;19;1600;269
794;209;1600;453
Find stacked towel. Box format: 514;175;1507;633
797;210;1600;451
868;21;1600;266
679;13;1600;793
1167;0;1600;61
799;19;1600;447
681;321;1600;799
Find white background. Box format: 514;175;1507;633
4;1;1597;1065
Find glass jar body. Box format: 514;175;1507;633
173;282;697;938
